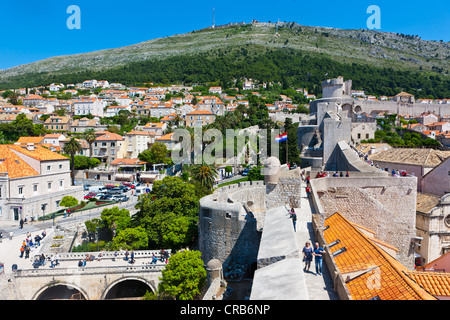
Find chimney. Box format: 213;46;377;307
27;143;35;151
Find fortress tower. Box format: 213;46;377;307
297;76;354;171
321;76;352;99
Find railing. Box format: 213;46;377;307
214;180;265;193
52;249;170;261
15;264;166;277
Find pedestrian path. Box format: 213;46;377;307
0;198;139;275
294;181;339;300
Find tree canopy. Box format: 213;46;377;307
132;176;200;250
158;250;207;300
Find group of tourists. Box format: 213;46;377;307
75;249;171;267
302;241;325;276
299;171;328;277
287;207;325;276
77;253;104;267
391;169;408;177
316;171;350;178
19;230;46;260
32;253;59;268
149;250;169;264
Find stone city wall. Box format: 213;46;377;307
265;167;302;209
198;181;266;268
309;176;417;269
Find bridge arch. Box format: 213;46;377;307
33;282;89;300
101;276;156;300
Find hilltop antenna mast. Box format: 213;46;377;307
213;8;215;29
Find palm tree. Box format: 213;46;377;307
83;128;96;159
63;137;82;186
190;162;218;190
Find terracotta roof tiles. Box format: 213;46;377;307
0;145;39;178
7;144;68;162
324;212;436;300
95;132;124;141
405;272;450;297
16;136;45;144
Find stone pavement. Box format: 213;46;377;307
0;224;166;275
0;197;139;275
294;180;339;300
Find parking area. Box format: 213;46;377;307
82;182;151;203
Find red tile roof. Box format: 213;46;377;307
324;212;436;300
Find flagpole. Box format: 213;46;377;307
286;130;288;166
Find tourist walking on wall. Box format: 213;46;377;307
302;241;313;272
306;186;311;199
290;208;297;232
313;242;325;276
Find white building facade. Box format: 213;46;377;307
0;144;83;222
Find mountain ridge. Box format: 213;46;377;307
0;22;449;90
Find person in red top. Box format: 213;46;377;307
306;186;311;199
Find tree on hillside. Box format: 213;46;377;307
7;90;21;105
83;128;97;159
63;137;82;186
138;142;171;170
73;155;100;170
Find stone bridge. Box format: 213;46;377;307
6;250;169;300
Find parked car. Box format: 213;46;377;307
108;187;123;195
98;194;113;200
123;183;135;189
83;184;92;191
242;168;250;176
112;195;129;202
88;186;107;193
84;193;97;200
119;185;131;192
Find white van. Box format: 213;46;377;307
88;186;107;193
135;186;151;196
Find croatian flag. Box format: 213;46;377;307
275;132;288;142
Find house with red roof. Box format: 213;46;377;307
0;144;83;222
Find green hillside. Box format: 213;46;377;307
1;22;449;97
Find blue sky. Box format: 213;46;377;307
0;0;449;70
